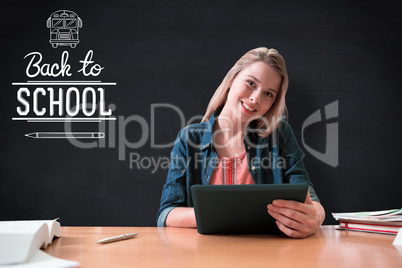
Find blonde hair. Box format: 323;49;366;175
201;47;289;137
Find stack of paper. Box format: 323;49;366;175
332;208;402;234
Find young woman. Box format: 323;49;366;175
157;47;325;238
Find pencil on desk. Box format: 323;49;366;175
25;132;105;139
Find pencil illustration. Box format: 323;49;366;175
25;132;105;139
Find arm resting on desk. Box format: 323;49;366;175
163;196;325;234
165;207;197;228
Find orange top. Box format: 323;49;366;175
210;150;254;185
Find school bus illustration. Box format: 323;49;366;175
47;10;82;48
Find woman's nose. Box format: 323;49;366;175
249;90;261;104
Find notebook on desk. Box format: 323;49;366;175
191;184;309;235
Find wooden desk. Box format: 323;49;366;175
44;226;401;268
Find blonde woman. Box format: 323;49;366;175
157;47;325;238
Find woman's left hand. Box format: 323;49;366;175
267;191;325;238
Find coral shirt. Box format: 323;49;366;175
209;150;254;185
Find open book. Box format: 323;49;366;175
0;219;79;267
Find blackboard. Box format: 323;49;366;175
1;0;401;226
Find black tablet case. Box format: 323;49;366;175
191;184;309;234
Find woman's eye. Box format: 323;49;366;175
264;91;274;97
247;80;255;87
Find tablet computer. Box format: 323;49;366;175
191;184;309;235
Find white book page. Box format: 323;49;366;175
0;250;79;268
0;220;61;265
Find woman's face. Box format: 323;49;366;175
223;61;282;124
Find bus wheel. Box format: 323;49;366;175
70;44;76;48
52;44;58;48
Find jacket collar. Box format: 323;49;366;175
199;111;260;151
199;112;216;150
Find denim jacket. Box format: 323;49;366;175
157;112;320;227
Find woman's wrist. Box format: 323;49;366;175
312;201;325;226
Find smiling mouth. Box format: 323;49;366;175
242;101;256;112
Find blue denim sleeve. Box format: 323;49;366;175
157;128;189;227
278;121;320;203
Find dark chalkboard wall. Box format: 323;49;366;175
1;0;401;226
